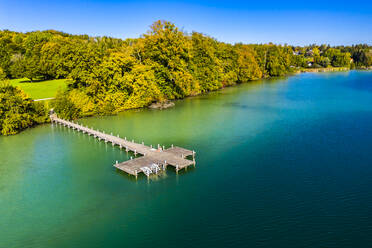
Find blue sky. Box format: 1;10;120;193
0;0;371;45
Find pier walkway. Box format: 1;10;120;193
50;114;196;178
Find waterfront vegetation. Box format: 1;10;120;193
0;20;371;135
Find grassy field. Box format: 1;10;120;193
9;78;70;99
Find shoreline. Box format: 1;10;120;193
2;68;371;136
75;68;370;115
297;67;350;73
57;67;358;115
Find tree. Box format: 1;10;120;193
52;90;81;120
141;20;192;98
0;67;6;80
122;64;162;109
236;45;262;82
9;53;26;78
319;57;331;67
22;31;53;81
324;48;351;67
216;42;238;86
190;32;221;92
0;82;47;135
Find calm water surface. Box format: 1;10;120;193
1;71;372;247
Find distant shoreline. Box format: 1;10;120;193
299;67;350;73
297;66;372;73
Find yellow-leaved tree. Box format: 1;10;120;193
237;45;262;82
123;64;163;109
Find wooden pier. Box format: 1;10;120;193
50;114;196;178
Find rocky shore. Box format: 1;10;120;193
148;101;175;109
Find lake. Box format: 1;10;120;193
1;71;372;248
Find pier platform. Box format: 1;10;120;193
50;114;196;178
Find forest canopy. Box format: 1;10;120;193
1;20;371;129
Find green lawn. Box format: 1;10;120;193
9;78;70;99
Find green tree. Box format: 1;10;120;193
324;48;351;67
141;20;192;98
52;90;81;120
0;82;47;135
190;32;221;92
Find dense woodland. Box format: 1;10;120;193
1;21;371;135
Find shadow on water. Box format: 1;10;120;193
115;169;139;181
114;163;197;182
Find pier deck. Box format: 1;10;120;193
50;114;195;178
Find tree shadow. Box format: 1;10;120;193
18;78;46;83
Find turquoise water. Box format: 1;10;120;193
1;71;372;247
